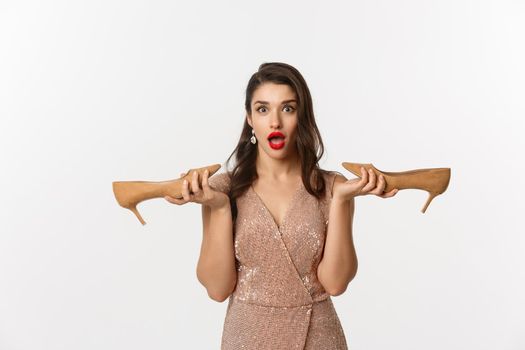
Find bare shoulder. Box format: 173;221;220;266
331;171;348;192
333;173;347;184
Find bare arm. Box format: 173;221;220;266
165;170;237;303
317;175;358;296
317;168;398;296
196;202;237;302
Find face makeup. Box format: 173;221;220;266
267;131;286;150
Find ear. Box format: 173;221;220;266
246;114;252;128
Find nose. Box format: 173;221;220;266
269;110;282;129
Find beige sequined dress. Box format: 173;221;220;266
208;170;348;350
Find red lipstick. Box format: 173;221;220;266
267;131;286;150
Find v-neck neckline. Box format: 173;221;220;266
250;179;304;232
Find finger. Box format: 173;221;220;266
373;174;386;194
361;169;376;193
380;188;399;198
354;167;369;195
164;195;186;205
359;167;368;185
191;171;202;195
181;178;191;200
368;169;376;187
202;169;210;192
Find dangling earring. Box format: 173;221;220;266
250;129;257;144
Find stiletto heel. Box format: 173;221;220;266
130;206;145;225
421;192;439;214
112;163;221;225
341;162;451;213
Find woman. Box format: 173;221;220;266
165;62;398;349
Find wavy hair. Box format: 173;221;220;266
224;62;330;222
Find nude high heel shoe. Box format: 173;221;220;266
112;163;221;225
341;162;451;213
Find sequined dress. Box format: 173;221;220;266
208;170;348;350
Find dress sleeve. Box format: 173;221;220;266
207;172;231;195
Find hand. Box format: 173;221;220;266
334;167;399;202
164;169;229;209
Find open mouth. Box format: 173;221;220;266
267;131;285;150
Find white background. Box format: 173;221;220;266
1;0;524;349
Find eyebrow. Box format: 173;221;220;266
253;99;297;105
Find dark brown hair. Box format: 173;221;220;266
224;62;330;222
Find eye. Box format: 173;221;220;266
256;105;296;113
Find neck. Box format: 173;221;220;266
254;146;302;180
